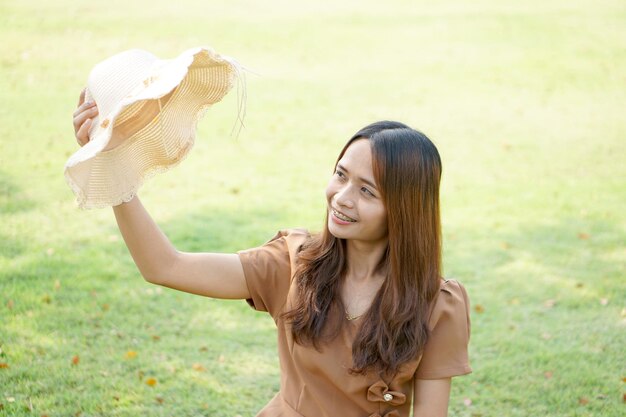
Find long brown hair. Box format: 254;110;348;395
282;121;443;377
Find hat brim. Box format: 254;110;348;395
65;47;242;209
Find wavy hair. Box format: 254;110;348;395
282;121;443;377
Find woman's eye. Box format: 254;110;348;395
361;187;374;197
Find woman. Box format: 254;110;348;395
73;96;471;417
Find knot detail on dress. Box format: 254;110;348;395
366;380;406;406
368;411;400;417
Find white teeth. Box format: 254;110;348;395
333;209;356;222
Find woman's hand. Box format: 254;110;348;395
72;88;98;146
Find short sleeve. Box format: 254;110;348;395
237;229;309;319
414;279;472;380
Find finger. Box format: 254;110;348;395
73;105;98;130
77;88;86;107
76;118;93;146
72;100;97;118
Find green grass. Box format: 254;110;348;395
1;0;625;416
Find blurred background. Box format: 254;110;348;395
1;0;624;416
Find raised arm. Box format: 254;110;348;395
112;197;249;299
73;90;249;300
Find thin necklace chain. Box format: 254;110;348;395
345;310;364;321
343;277;382;321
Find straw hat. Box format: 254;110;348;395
64;46;244;209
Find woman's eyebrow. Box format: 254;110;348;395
336;163;378;190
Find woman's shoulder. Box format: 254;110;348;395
427;278;471;331
241;228;311;248
415;278;472;379
439;278;469;301
236;228;313;316
271;228;311;242
264;228;312;253
238;228;313;265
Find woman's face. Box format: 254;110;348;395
325;139;388;244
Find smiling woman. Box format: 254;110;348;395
271;122;470;417
72;99;471;416
327;139;388;244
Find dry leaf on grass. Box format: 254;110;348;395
543;299;556;308
145;377;157;386
72;355;80;365
0;363;8;369
192;363;205;372
474;305;485;313
578;397;589;405
124;351;137;359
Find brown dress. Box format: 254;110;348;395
238;229;472;417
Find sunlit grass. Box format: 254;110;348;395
1;0;625;416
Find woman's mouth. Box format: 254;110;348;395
331;208;357;223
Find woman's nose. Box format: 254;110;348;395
335;185;355;209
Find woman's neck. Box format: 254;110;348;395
344;238;388;283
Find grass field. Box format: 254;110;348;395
1;0;625;416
